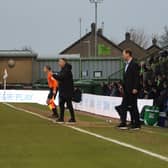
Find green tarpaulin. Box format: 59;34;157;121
98;44;111;56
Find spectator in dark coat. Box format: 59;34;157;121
111;82;120;97
155;82;168;111
101;83;111;96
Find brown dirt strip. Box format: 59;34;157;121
7;103;168;137
11;103;117;128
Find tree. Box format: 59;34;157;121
159;26;168;48
128;28;149;49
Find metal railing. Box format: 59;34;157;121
108;68;124;83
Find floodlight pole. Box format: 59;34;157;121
79;17;82;41
78;18;83;80
90;0;103;57
95;2;98;57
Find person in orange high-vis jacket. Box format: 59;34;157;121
44;65;59;118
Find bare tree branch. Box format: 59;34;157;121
128;28;149;49
159;26;168;48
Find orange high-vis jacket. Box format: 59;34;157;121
47;71;58;90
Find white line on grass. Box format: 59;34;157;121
4;103;168;162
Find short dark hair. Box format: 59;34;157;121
45;65;51;71
124;48;132;56
60;58;67;63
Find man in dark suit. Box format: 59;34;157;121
116;49;141;130
53;58;76;123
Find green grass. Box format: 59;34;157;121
0;103;167;168
14;103;168;156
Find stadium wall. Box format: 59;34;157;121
0;90;153;119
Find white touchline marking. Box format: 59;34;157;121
4;103;168;162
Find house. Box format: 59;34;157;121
146;38;161;58
60;23;122;57
0;27;161;85
60;23;162;61
118;32;147;60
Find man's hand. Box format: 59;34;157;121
132;89;138;94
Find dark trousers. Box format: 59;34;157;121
47;88;58;116
59;96;75;120
120;93;140;126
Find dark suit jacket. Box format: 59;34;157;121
53;63;74;98
123;59;140;95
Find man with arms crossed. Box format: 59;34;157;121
116;49;141;130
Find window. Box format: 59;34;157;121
93;71;102;78
82;71;88;77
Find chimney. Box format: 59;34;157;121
152;38;157;45
125;32;131;41
91;23;96;34
97;28;103;36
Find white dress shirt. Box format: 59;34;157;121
125;58;133;72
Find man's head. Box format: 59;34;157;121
43;65;51;73
122;48;133;61
58;58;67;68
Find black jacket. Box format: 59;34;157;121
53;63;74;98
123;59;140;94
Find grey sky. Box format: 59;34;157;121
0;0;167;56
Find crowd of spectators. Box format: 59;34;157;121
101;81;123;97
101;50;168;112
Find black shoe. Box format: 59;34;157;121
68;119;76;123
56;118;64;123
117;123;128;130
115;106;122;116
129;125;141;130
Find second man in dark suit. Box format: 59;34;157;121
116;49;141;130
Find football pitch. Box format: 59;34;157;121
0;103;167;168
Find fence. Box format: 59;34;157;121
0;90;153;120
35;57;122;81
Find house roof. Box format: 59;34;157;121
146;44;161;51
119;39;146;52
37;54;80;60
59;32;92;54
59;31;122;54
0;50;37;58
